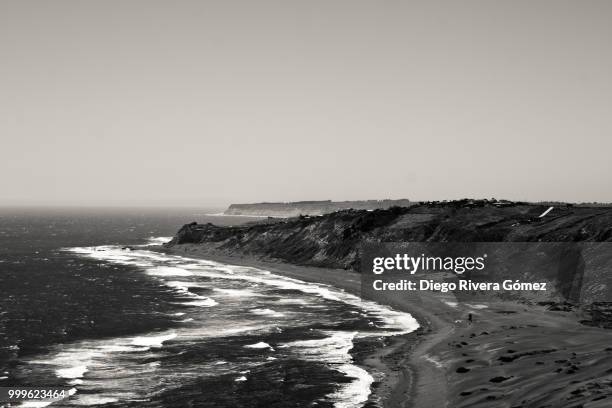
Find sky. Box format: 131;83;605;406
2;1;612;207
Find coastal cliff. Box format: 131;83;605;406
170;200;612;271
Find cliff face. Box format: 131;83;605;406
168;201;612;313
224;199;413;217
169;200;612;271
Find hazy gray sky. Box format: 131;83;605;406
2;1;612;206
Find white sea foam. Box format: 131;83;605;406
250;308;285;317
212;288;259;297
244;342;273;350
184;298;218;307
146;266;193;277
30;349;99;381
57;365;89;379
285;331;374;407
20;401;56;408
206;265;418;407
165;280;194;292
131;332;177;348
60;239;420;408
145;237;173;246
71;396;119;405
25;332;177;407
215;325;271;336
275;298;311;305
160;259;418;336
285;331;355;364
330;363;374;408
164;280;218;307
20;402;54;408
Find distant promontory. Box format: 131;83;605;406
224;199;413;217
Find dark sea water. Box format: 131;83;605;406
0;208;417;408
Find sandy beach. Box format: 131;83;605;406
164;244;612;408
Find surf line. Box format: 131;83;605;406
66;241;420;408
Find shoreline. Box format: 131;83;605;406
162;244;612;408
161;244;457;408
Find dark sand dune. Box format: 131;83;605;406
434;302;612;408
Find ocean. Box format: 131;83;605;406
0;208;417;407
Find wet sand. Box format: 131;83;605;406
165;245;612;408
